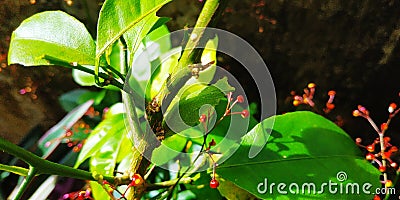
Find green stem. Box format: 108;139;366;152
178;0;220;68
155;0;220;107
0;137;117;184
0;163;29;176
13;166;37;200
41;55;124;90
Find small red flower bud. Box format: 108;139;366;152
352;110;361;117
385;180;392;187
326;103;335;110
388;103;397;113
366;153;374;160
241;110;249;118
293;100;301;106
209;139;216;147
328;90;336;96
373;195;381;200
381;123;388;131
236;95;244;103
390;162;398;168
366;145;375;152
379;165;386;172
390;146;398;152
210;179;219;189
307;83;316;89
355;138;362;144
199;114;207;123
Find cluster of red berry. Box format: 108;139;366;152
291;83;336;114
353;103;399;191
198;92;249;189
44;117;93;153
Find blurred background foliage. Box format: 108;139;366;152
1;0;400;151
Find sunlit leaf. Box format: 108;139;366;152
218;111;381;199
8;11;95;66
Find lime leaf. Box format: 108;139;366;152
74;113;125;168
8;11;95;66
218;111;381;199
96;0;171;59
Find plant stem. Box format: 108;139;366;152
42;55;124;90
155;0;220;107
13;166;37;200
0;137;117;184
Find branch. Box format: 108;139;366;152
0;137;117;184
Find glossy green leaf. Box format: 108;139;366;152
218;111;381;199
188;172;224;200
96;0;171;60
151;134;188;166
74;113;125;168
89;124;127;199
38;100;94;158
8;11;95;66
127;24;172;100
59;89;106;112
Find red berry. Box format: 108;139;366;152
199;114;207;123
390;162;398;168
241;110;249;118
130;174;143;187
374;195;381;200
210;179;219;189
379;166;386;172
366;145;375;152
236;95;244;103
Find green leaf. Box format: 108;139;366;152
218;111;381;199
188;172;224;200
96;0;171;60
74;113;125;168
8;11;95;66
151;134;188;166
128;24;173;100
38;100;94;158
163;83;226;135
59;89;106;112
